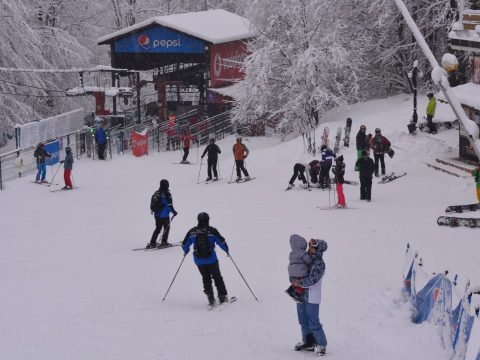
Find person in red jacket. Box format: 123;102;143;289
180;129;196;164
370;128;391;177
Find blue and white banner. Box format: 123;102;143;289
44;140;60;166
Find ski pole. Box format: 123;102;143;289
197;158;203;184
162;252;187;302
71;172;76;188
229;160;235;182
217;157;221;178
49;163;62;187
228;254;259;301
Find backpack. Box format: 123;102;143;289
194;230;212;258
150;192;164;213
373;136;383;152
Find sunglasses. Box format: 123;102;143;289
309;239;319;248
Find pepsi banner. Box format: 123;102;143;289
44;140;60;166
131;131;148;157
115;26;205;54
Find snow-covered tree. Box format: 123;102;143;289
232;0;360;141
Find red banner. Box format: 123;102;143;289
131;131;148;157
210;41;248;87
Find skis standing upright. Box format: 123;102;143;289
320;127;329;148
333;127;342;154
344;117;352;147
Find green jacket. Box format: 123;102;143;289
426;97;436;117
472;169;480;188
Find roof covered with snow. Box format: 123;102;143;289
437;82;480;110
98;9;254;45
208;83;242;99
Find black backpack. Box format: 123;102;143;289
150;192;164;213
373;136;383;152
194;230;212;258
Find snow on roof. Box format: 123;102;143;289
208;83;242;99
66;86;133;97
437;82;480;110
98;9;254;45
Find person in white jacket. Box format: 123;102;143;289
292;238;328;356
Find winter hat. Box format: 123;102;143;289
209;138;215;143
336;155;344;163
427;92;434;98
39;142;44;147
362;150;368;156
320;145;327;151
159;179;169;191
197;212;210;227
375;128;381;134
360;125;366;130
65;146;71;152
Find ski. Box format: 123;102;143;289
330;178;358;186
435;159;473;174
320;127;329;148
49;187;79;193
205;178;223;184
445;203;480;213
437;216;480;228
132;242;182;251
31;181;58;186
344;117;352;147
378;172;407;184
214;296;237;311
317;206;359;210
425;162;466;178
171;162;195;165
228;177;255;184
333;126;342;154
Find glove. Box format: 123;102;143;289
172;211;178;217
201;155;204;159
60;160;65;164
184;250;189;255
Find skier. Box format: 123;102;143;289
332;155;346;208
201;138;221;181
355;150;375;202
286;160;321;190
426;93;437;134
319;145;335;189
355;125;367;171
472;163;480;203
285;234;313;302
147;179;178;249
94;123;107;160
182;212;230;307
232;137;250;181
180;129;196;164
292;238;328;356
370;128;391;177
60;146;74;190
33;142;51;183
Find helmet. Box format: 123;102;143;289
360;125;366;130
159;179;169;190
209;138;215;143
320;145;327;151
65;146;71;152
236;136;242;141
375;128;381;133
427;92;434;98
197;212;210;225
39;142;44;147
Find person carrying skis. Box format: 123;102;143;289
332;155;346;208
180;129;196;164
472;163;480;203
182;212;230;307
292;238;328;356
286;160;321;190
60;146;74;190
426;93;437;134
94;123;107;160
285;234;313;302
355;150;375;201
33;142;51;183
232;137;250;182
147;179;178;249
201;138;221;181
355;125;367;171
319;145;336;189
370;128;391;177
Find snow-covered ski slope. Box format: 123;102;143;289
1;94;478;360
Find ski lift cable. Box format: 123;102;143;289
0;77;66;93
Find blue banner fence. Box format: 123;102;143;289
403;244;480;360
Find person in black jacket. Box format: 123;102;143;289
355;125;367;171
33;142;51;183
355;151;375;201
147;179;178;249
332;155;346;207
201;138;221;181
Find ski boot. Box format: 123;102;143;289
294;334;315;351
219;295;228;304
245;176;251;181
236;177;242;182
314;345;326;356
206;177;212;182
145;243;157;249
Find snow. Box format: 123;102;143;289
437;83;480;111
98;9;254;45
209;83;242;98
1;95;479;359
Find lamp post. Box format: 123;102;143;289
407;60;423;134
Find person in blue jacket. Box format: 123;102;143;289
94;123;107;160
147;179;178;249
182;212;229;307
319;145;336;189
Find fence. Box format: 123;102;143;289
0;110;234;190
403;244;480;359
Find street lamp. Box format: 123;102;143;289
407;60;424;134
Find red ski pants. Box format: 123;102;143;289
64;169;72;188
336;183;346;206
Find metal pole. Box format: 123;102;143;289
162;253;187;302
228;254;259;301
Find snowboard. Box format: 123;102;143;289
437;216;480;228
378;172;407;184
419;119;459;133
228;177;255;184
333;126;342;154
132;242;182;251
344;117;352;147
445;203;480;213
320;127;329;148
